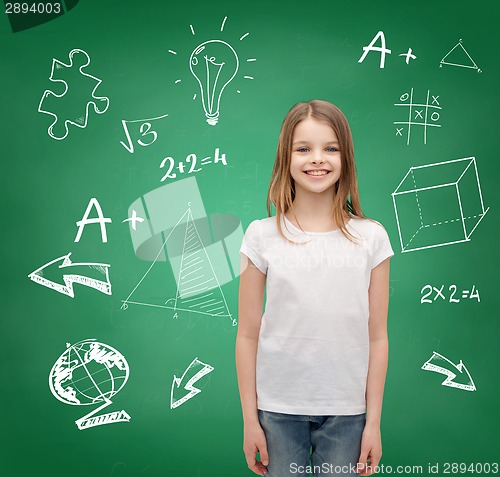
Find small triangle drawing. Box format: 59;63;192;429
121;205;235;326
440;39;481;72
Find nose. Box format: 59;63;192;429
311;151;324;164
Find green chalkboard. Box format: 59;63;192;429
2;0;499;476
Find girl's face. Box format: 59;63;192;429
289;117;342;197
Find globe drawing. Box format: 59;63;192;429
49;339;129;406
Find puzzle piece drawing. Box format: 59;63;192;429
38;49;109;140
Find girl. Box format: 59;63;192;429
236;100;394;477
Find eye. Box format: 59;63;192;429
297;147;309;153
326;146;338;153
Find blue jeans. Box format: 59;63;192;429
258;410;366;477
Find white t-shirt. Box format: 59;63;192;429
239;214;394;416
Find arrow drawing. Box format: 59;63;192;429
29;252;111;297
170;357;214;409
421;351;476;391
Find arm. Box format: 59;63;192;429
358;257;390;476
235;254;268;476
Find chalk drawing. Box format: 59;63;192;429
49;339;131;429
38;49;109;140
170;357;214;409
189;40;239;126
399;47;417;64
122;177;241;326
159;147;227;182
394;88;441;145
122;210;145;231
75;197;112;243
165;206;234;320
120;114;168;153
169;16;255;125
358;31;392;68
28;252;111;297
421;351;476;391
440;39;481;73
420;284;481;304
122;204;236;325
392;157;489;252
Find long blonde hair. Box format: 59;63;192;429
266;100;364;243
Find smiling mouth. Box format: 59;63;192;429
304;170;330;176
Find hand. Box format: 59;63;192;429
357;423;382;476
243;421;269;476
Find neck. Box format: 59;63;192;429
289;188;338;222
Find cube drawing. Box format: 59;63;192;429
392;157;489;252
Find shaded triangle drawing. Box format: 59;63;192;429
440;39;481;72
122;206;235;325
166;209;232;319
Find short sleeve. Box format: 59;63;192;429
240;220;267;274
369;223;394;270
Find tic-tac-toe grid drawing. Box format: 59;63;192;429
394;88;441;145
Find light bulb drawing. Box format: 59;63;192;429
190;40;239;126
168;16;255;126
